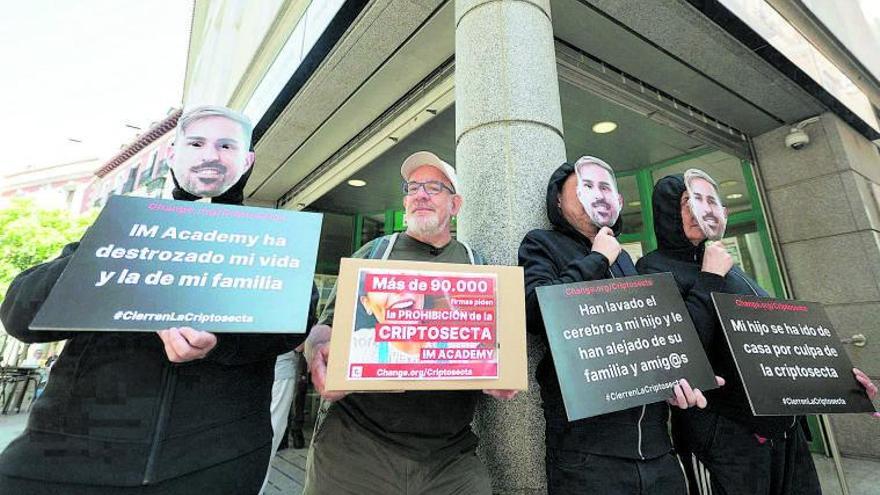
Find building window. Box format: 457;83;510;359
123;165;139;194
113;171;127;195
155;158;171;179
139;151;158;186
648;150;783;297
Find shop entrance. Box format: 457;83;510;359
303;60;828;456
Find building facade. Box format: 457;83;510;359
82;109;181;210
0;158;101;216
182;1;880;492
0;110;181;372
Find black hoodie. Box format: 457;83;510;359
636;174;795;437
0;166;318;487
518;162;671;460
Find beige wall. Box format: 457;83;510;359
754;112;880;458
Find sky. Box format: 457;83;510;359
0;0;193;173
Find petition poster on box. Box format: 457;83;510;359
348;267;498;380
325;258;527;391
31;195;322;333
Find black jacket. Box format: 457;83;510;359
519;162;671;460
636;174;795;436
0;169;318;486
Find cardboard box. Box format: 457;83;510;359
325;258;528;391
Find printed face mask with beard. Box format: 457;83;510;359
575;158;622;228
684;168;728;241
171;116;254;198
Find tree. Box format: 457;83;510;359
0;198;97;302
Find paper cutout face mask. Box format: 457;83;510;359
575;157;623;228
170;107;255;198
684;168;727;241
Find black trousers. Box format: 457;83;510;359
289;351;309;434
0;445;270;495
673;410;821;495
546;447;688;495
544;418;686;495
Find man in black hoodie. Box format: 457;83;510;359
0;106;317;495
636;173;823;495
520;158;712;495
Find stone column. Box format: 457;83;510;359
455;1;566;492
753;112;880;459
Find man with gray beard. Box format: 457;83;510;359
300;152;515;495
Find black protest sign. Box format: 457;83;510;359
713;293;875;415
536;273;716;421
31;195;322;333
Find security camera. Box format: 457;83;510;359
785;129;809;150
784;116;819;150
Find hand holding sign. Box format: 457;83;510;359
157;327;217;362
667;376;726;410
853;368;878;400
305;324;348;402
853;368;880;419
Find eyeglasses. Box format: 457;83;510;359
402;180;455;196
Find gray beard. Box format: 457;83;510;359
405;213;445;238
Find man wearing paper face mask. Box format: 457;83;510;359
683;169;728;241
0;106;318;495
520;157;719;495
638;171;823;494
169;106;255;199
